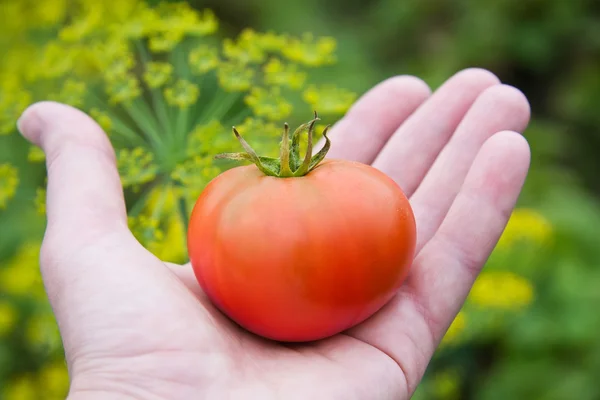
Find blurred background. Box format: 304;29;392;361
1;0;600;398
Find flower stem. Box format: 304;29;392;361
176;106;189;146
86;90;146;146
177;193;189;237
128;178;162;217
135;40;172;137
123;101;163;154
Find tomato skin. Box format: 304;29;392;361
187;159;416;342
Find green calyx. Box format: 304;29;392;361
215;111;331;177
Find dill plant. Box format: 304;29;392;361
0;0;357;263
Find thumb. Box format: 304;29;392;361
17;101;133;298
18;101;128;236
17;102;187;376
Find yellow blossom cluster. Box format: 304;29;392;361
0;241;66;398
0;0;357;259
0;164;19;209
469;271;535;309
439;208;552;348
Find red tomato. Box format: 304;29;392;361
187;118;416;342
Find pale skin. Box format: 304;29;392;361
17;68;531;400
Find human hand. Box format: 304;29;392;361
17;67;531;400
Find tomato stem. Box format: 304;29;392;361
279;123;293;177
215;111;331;178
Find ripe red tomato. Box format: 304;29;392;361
187;117;416;342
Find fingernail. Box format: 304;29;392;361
15;103;43;144
16;113;26;135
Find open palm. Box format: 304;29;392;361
18;68;531;400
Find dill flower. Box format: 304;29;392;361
143;62;174;88
38;360;70;398
0;0;356;264
432;370;461;399
497;208;553;249
34;188;47;215
3;375;38;400
0;163;19;209
440;311;466;346
469;271;535;309
0;301;18;336
303;84;357;115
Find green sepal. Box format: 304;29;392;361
308;124;331;171
216;112;330;178
215;152;280;176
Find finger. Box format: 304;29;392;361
17;101;134;295
372;68;500;195
323;75;431;163
18;101;128;238
348;131;530;394
410;84;530;251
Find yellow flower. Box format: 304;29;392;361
172;156;221;200
35;187;46;215
25;311;62;351
0;301;18;336
255;31;288;52
497;208;552;249
129;186;188;262
187;120;230;157
282;33;337;66
108;2;159;39
33;41;78;79
117;147;159;189
34;0;67;26
149;30;185;53
263;58;306;89
234;117;283;157
189;45;220;75
302;84;357;115
152;213;187;263
223;28;266;64
129;215;165;249
469;271;534;309
38;359;70;399
3;375;39;400
89;108;113;134
89;39;131;72
143;62;174;88
217;61;256;92
0;1;349;274
147;5;217;52
164;79;200;109
432;370;461;400
0;242;44;296
28;146;46;163
106;73;142;104
244;86;293;121
58;2;103;42
441;311;466;346
1;86;31;135
54;79;87;108
104;53;136;82
153;3;218;38
0;163;19;209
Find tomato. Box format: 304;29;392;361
187;115;416;342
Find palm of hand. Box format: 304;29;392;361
18;69;531;400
